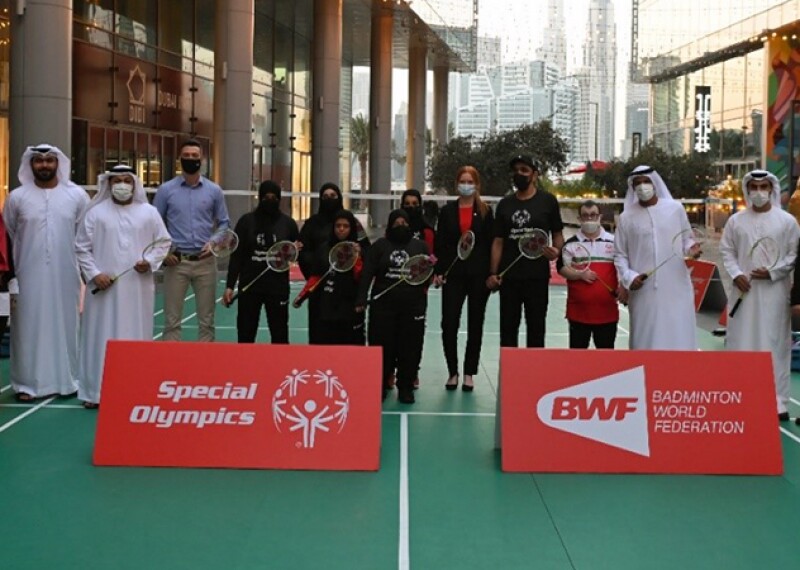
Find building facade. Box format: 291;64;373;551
640;0;800;186
2;0;477;225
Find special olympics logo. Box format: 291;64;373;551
511;209;531;228
272;369;350;449
389;249;409;267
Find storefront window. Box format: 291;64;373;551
115;0;157;62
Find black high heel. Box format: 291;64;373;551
462;375;474;392
445;375;458;391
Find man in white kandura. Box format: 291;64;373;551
614;165;700;350
720;170;800;422
75;165;170;409
2;144;90;401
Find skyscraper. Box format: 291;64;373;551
536;0;567;75
582;0;617;160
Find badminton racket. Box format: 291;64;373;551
497;228;549;278
207;228;239;258
442;230;476;279
91;237;173;294
641;224;706;280
370;254;435;302
292;241;360;307
728;235;780;318
227;240;298;305
563;242;617;297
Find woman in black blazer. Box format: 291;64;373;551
433;166;494;391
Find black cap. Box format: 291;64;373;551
509;155;538;171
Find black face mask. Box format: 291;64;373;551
403;205;422;221
320;198;340;216
513;173;531;191
258;200;280;216
181;158;202;175
387;225;412;244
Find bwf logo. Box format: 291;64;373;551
536;367;650;457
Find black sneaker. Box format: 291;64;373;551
778;412;790;422
398;390;415;404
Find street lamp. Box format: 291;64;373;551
588;101;599;159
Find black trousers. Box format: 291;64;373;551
499;278;549;348
316;319;365;346
368;298;426;395
441;274;489;376
568;320;617;349
307;295;320;344
237;291;289;344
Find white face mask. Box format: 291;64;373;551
749;190;770;208
457;183;476;197
581;221;601;235
635;182;655;202
111;182;134;202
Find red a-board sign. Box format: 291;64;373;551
686;259;716;312
500;349;782;474
94;341;382;470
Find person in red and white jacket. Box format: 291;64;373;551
557;200;624;349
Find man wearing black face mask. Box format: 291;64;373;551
154;139;230;342
487;155;564;348
299;182;370;344
356;210;430;403
223;180;300;343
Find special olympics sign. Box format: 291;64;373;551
500;349;782;474
94;342;381;470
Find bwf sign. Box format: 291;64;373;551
500;349;782;474
694;86;712;153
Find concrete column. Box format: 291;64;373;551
432;65;449;147
10;0;72;186
312;0;342;193
369;0;393;226
405;40;427;192
213;0;254;194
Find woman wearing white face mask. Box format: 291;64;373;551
433;166;494;391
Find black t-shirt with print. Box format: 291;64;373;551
493;190;563;280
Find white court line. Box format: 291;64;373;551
0;396;56;434
152;295;223;340
0;385;10;394
398;413;410;570
384;411;495;417
153;293;195;318
0;403;81;409
791;398;800;407
780;427;800;445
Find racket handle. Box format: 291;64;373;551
728;294;745;318
227;291;240;306
497;256;521;279
90;287;101;295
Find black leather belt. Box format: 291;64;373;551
176;252;203;261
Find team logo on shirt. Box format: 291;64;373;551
412;230;423;240
390;249;410;267
511;209;531;228
271;369;350;449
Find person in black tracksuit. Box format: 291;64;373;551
433;166;493;392
486;155;564;348
223;180;299;344
356;209;430;404
299;182;370;344
293;210;365;345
